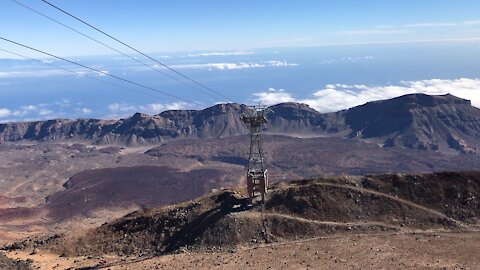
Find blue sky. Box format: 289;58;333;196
1;0;480;56
1;1;480;122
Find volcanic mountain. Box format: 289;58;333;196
342;93;480;153
1;93;480;153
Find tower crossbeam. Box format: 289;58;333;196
240;105;270;203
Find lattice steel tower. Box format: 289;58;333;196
241;105;269;203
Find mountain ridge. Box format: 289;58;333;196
1;93;480;153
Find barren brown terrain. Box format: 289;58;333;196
2;171;479;269
1;95;480;269
3;232;480;270
88;232;480;270
2;134;480;246
2;135;480;245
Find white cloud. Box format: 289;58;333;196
81;108;92;114
0;99;77;122
171;60;298;70
186;51;255;57
107;101;197;118
73;107;93;116
137;102;191;114
404;22;458;28
38;109;53;116
0;108;11;118
319;56;375;65
0;68;103;79
344;19;480;39
20;105;37;111
265;61;298;67
461;29;480;34
253;88;296;105
253;78;480;113
55;98;71;108
0;70;70;78
438;22;459;27
373;19;480;30
335;29;411;35
463;20;480;26
146;61;297;71
108;103;137;112
375;25;395;29
177;62;263;70
96;70;109;77
0;119;15;123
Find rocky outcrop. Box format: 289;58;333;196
1;94;480;152
345;94;480;152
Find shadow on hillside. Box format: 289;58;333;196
164;192;252;253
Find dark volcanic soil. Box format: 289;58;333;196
2;136;480;246
10;171;476;258
0;208;41;223
3;134;480;226
46;166;235;221
147;135;480;179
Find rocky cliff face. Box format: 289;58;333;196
344;94;480;153
1;93;480;153
0;104;250;145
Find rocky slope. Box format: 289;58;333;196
344;93;480;153
1;93;480;153
7;171;479;258
0;103;251;145
4;134;480;228
77;171;477;257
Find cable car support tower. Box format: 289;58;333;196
241;105;270;204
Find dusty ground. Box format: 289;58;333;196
0;253;31;270
2;140;480;269
0;142;241;243
3;231;479;269
2;138;480;244
115;231;480;270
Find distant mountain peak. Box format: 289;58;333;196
129;112;150;120
201;102;244;114
346;93;480;152
270;102;316;111
1;93;479;153
371;93;471;107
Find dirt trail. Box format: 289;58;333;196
315;182;465;227
264;212;403;230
